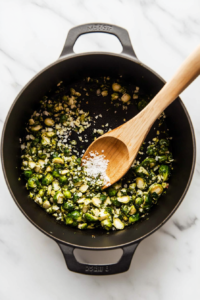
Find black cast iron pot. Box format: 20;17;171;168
1;23;196;275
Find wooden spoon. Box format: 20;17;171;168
82;46;200;188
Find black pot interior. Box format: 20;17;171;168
2;54;195;248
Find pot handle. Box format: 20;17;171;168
60;23;137;58
57;242;139;275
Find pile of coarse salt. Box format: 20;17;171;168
82;151;110;187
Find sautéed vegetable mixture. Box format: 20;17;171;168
19;76;173;231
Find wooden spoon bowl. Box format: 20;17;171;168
83;136;129;186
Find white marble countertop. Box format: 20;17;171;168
0;0;200;299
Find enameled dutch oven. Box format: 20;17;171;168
1;23;196;275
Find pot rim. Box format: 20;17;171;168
1;51;196;250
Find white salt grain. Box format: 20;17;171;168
82;151;110;186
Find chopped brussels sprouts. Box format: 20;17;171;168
24;170;33;179
79;184;88;193
149;183;163;199
43;200;51;209
111;198;121;207
129;213;140;224
27;177;39;188
53;191;64;204
136;177;147;190
42;174;53;186
135;197;143;208
147;145;158;156
158;156;168;163
20;77;173;232
135;166;149;177
113;218;124;230
52;169;60;178
129;183;136;190
159;139;170;147
70;210;82;222
111;93;119;101
31;125;42;131
28;161;36;169
129;205;137;215
63;201;74;211
63;190;72;199
108;187;117;196
78;223;87;229
52;157;64;164
101;90;108;97
85;213;98;222
44;118;55;126
141;158;156;169
59;175;68;185
65;216;74;225
121;93;131;103
91;197;101;207
112;83;121;92
46;166;52;172
159;165;170;181
41;136;50;146
117;196;130;204
101;219;112;230
98;210;109;221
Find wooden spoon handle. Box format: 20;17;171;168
139;45;200;127
103;45;200;165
